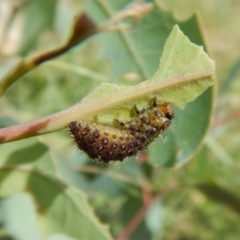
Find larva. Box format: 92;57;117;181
68;97;173;163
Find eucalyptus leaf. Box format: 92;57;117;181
0;139;59;178
61;24;214;167
86;0;176;81
66;25;214;125
195;183;240;214
0;167;112;240
19;0;57;55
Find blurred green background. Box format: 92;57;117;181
0;0;240;240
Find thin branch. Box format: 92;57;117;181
116;201;151;240
0;13;97;96
0;1;153;96
116;182;178;240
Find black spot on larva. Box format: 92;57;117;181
68;98;173;163
87;137;95;144
128;142;134;149
68;121;78;134
101;138;108;145
120;143;126;150
93;131;100;139
129;125;138;133
85;126;90;132
110;142;118;150
96;145;103;152
81;131;87;136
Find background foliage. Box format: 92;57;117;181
0;0;239;239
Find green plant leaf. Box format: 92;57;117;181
86;0;176;81
53;24;214;168
0;167;112;240
0;139;59;178
220;56;240;91
19;0;57;55
195;183;240;214
0;2;215;168
56;1;214;167
64;25;214;124
0;11;97;97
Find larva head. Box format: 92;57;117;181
147;102;173;130
159;102;174;121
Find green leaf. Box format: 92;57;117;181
195;183;240;214
0;139;59;178
220;56;240;91
0;2;215;168
86;0;176;81
66;25;214;124
1;192;44;240
6;142;47;165
73;1;214;167
0;10;96;97
0;21;214;169
56;24;214;167
19;0;57;55
0;167;112;240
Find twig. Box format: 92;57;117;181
0;1;153;96
116;183;178;240
116;201;151;240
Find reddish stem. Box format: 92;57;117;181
116;202;151;240
116;183;177;240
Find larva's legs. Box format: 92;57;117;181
133;105;140;115
115;118;125;127
153;97;157;107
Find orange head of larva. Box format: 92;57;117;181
153;102;174;129
147;102;174;130
159;102;174;121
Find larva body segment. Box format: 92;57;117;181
68;98;174;163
